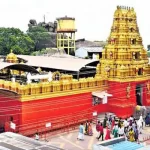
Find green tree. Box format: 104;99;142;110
27;26;50;51
0;28;34;55
147;51;150;57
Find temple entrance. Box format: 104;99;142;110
136;84;143;106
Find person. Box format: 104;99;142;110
137;118;142;134
129;128;135;142
134;126;139;143
112;124;118;138
96;121;100;138
35;131;39;140
132;120;136;132
118;118;122;127
118;124;124;137
103;117;107;128
145;113;150;126
77;123;84;140
84;121;88;135
97;123;104;141
123;118;128;133
124;126;129;140
140;114;144;128
111;117;115;131
109;115;112;125
105;113;108;120
129;116;133;126
88;122;93;136
105;126;111;140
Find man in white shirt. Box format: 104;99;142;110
139;114;144;128
124;119;129;128
118;126;124;137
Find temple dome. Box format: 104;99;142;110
6;50;18;62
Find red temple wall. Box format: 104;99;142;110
19;92;108;133
0;95;21;132
107;80;149;118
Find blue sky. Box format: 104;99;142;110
0;0;149;47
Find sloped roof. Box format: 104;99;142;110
0;132;64;150
75;39;106;49
17;55;98;72
0;62;38;73
77;47;103;52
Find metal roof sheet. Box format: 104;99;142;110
17;55;98;72
0;132;64;150
77;47;103;52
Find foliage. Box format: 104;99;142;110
27;26;50;51
147;51;150;57
0;28;34;55
31;48;46;56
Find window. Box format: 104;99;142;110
138;68;143;75
129;19;133;22
135;52;140;59
130;28;134;32
131;39;136;45
92;96;102;106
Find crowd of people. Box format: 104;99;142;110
77;113;149;143
96;113;145;143
77;121;93;140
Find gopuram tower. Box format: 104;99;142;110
96;6;150;117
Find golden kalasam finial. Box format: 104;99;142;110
10;49;13;53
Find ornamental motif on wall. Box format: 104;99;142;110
52;71;61;81
146;82;150;94
105;66;110;72
126;83;131;98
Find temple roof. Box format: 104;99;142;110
17;55;98;72
76;47;103;52
0;62;39;73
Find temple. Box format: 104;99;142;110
96;6;150;117
0;6;149;135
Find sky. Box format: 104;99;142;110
0;0;149;48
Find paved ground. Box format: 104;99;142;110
37;125;150;150
46;125;101;150
37;113;150;150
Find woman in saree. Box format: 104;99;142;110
105;126;111;140
111;117;115;131
112;124;118;138
84;121;88;135
129;128;135;142
88;122;93;136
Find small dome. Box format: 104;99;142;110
6;50;18;61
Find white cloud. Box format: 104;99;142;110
0;0;149;48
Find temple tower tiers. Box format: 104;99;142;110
96;6;150;118
97;6;149;80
